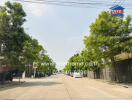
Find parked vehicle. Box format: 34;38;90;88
73;72;82;78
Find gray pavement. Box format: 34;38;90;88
0;74;132;100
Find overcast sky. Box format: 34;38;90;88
0;0;132;69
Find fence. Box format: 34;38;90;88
87;59;132;83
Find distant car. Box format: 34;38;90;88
73;72;82;78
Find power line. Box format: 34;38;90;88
13;0;132;9
113;0;118;4
113;0;126;6
120;0;126;5
16;0;91;7
24;0;109;5
17;0;112;5
19;0;103;8
14;0;114;7
117;0;124;5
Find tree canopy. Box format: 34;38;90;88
64;11;132;73
0;2;56;75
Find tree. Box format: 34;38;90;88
83;11;132;80
84;11;132;66
65;11;132;78
0;1;28;69
0;2;56;78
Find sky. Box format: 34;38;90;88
0;0;132;69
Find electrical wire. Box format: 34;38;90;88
14;0;114;7
120;0;126;5
13;0;132;9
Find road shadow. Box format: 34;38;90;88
0;81;62;91
21;81;62;87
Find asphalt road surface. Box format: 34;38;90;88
0;74;132;100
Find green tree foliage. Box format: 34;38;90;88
84;11;132;67
64;11;132;73
0;2;56;75
0;1;28;68
37;54;56;76
64;53;83;73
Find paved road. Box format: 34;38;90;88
0;74;132;100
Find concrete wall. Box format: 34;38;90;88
86;59;132;83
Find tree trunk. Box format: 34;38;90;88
110;57;116;82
